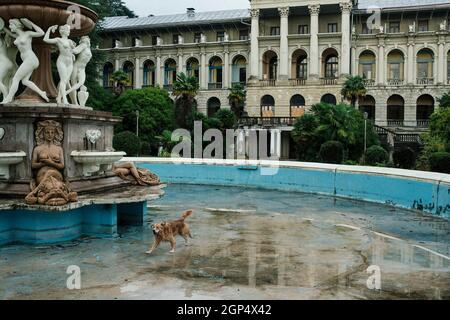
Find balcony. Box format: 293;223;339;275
289;78;306;86
163;84;173;91
363;79;376;87
416;119;430;128
231;81;246;88
259;79;276;87
320;77;337;85
387;119;404;127
416;78;434;85
239;117;297;127
387;79;404;86
208;82;223;90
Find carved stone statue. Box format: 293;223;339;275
44;24;76;105
1;18;49;104
0;18;17;102
440;20;447;31
409;23;415;33
25;120;77;206
67;36;92;105
113;162;160;186
78;85;89;107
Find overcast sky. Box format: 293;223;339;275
123;0;250;17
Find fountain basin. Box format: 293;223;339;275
71;151;126;177
0;152;26;180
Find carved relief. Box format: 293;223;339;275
250;9;260;19
86;129;102;145
308;4;320;16
339;2;353;13
25;120;77;206
278;7;290;17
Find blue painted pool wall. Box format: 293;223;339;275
118;201;147;226
142;163;450;220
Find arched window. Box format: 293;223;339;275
232;55;247;86
416;49;434;84
359;95;376;120
209;56;223;89
416;94;434;126
122;61;134;88
322;48;339;79
262;51;278;80
290;94;306;117
321;94;337;105
207;97;221;117
359;50;376;81
292;49;308;80
387;50;405;83
261;95;275;117
387;95;405;126
103;62;114;88
164;59;177;87
186;57;200;80
143;60;155;87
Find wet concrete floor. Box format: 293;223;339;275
1;184;449;300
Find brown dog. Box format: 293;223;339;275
146;210;193;254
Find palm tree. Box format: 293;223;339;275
341;75;367;107
228;84;246;119
111;70;129;95
172;72;199;128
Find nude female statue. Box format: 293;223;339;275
25;120;77;206
0;18;17;102
44;24;75;105
113;162;160;186
1;18;49;104
67;36;92;105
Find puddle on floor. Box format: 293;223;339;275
1;184;449;300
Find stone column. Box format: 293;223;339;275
407;41;415;85
114;57;120;72
224;49;230;88
308;5;320;82
156;54;162;87
340;2;352;77
351;46;358;76
200;52;207;90
438;39;445;84
278;7;290;82
377;42;385;85
376;102;387;127
249;9;260;81
178;53;184;74
134;56;141;89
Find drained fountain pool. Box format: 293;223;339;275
1;183;449;300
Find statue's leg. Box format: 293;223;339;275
1;65;26;104
22;71;49;102
0;79;8;99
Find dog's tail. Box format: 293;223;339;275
181;210;193;220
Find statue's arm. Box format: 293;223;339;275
43;25;58;44
31;148;44;170
58;148;65;169
72;43;86;55
2;27;17;39
20;18;44;37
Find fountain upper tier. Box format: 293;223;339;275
0;0;97;37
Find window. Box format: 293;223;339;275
194;33;202;43
239;29;249;40
327;23;338;33
389;63;400;79
417;62;429;78
172;34;179;44
325;56;338;78
298;25;309;34
389;21;400;33
362;64;373;79
151;36;158;45
217;31;225;42
362;23;372;34
270;27;280;36
418;20;428;32
296;57;307;79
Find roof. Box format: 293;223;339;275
101;9;250;31
356;0;450;10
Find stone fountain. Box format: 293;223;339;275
0;0;163;245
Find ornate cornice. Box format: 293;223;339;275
278;7;290;17
339;2;353;14
308;4;320;16
250;9;260;19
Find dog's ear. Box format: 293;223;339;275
161;222;166;226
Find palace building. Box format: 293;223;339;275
98;0;450;159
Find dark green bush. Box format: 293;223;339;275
113;131;140;157
365;145;389;166
214;109;236;129
319;141;344;164
429;152;450;174
140;141;151;156
393;147;417;169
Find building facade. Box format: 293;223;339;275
98;0;450;158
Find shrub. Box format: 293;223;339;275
429;152;450;174
113;131;140;157
393;147;417;169
365;145;389;166
319;141;344;164
214;109;236;129
140;141;151;156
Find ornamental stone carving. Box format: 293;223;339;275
278;7;290;17
308;5;320;16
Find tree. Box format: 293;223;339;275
111;87;174;152
228;84;246;119
172;73;200;129
437;91;450;108
111;70;129;95
341;75;367;107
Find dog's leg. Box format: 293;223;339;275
146;238;162;254
169;237;176;253
183;235;189;246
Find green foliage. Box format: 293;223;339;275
429;152;450;174
365;145;389;166
429;107;450;142
393;147;417;169
214;109;236;130
111;71;129;95
341;75;367;106
228;84;246;118
319;141;344;164
416;133;447;171
140;141;151;156
113;131;140;157
437;91;450;108
111;87;174;148
291;103;379;162
173;73;199;129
